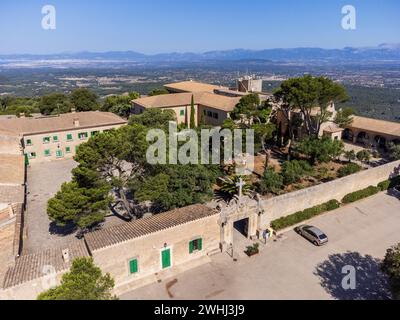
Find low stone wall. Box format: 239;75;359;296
260;160;400;227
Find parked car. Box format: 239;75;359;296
295;225;329;246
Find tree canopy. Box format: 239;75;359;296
70;88;99;112
274;75;349;137
37;258;117;300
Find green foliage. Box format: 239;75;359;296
341;186;380;204
135;165;220;212
70;88;99;112
245;243;260;256
231;93;261;120
148;88;169;96
271;200;340;231
356;150;372;163
337;163;362;178
281;160;313;185
382;243;400;300
296;137;344;164
220;175;251;198
101;92;139;118
343;150;356;163
334;107;355;128
378;176;400;191
388;143;400;161
47;181;111;230
37;258;117;300
39;93;72;115
257;168;283;195
274;75;349;137
129;108;176;129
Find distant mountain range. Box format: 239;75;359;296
1;44;400;63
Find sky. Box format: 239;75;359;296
0;0;399;54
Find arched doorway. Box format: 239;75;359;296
374;135;387;149
343;129;354;142
356;132;369;145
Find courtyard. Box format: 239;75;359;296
23;159;125;254
121;192;400;300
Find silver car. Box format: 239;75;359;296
295;225;328;246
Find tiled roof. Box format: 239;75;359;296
348;116;400;137
2;241;90;289
0;111;127;136
85;204;218;251
0;154;25;185
133;92;240;112
164;81;228;93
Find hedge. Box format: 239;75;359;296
341;186;380;204
378;176;400;191
270;199;340;231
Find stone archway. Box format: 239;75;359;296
356;131;370;145
343;129;354;142
374;135;387;149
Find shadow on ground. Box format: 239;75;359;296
314;251;392;300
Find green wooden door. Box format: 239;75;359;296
161;248;171;269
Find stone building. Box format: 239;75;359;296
0;111;127;163
343;116;400;148
132;91;240;128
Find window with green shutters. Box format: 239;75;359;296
189;238;203;254
26;139;32;146
129;258;138;274
56;150;63;158
180;109;185;116
67;134;73;141
161;248;171;269
91;131;99;137
44;149;51;157
78;132;88;140
66;147;71;153
53;135;59;142
43;137;51;144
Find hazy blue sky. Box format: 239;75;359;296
0;0;399;54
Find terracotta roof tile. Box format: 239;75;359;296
85;204;218;251
347;116;400;137
164;81;227;93
0;111;127;136
2;241;90;289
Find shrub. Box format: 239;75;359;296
296;137;344;164
281;160;313;185
337;163;362;177
270;199;340;231
341;186;380;204
378;176;400;191
356;150;371;163
257;168;283;195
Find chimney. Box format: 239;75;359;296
73;118;80;127
71;107;76;113
62;249;70;263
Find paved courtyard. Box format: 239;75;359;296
121;193;400;300
23;159;80;254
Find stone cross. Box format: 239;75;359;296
236;177;245;199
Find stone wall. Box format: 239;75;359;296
259;160;400;227
91;213;220;294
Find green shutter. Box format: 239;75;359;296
129;259;138;274
24;154;29;166
198;238;203;251
189;240;194;254
67;134;73;141
161;249;171;269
